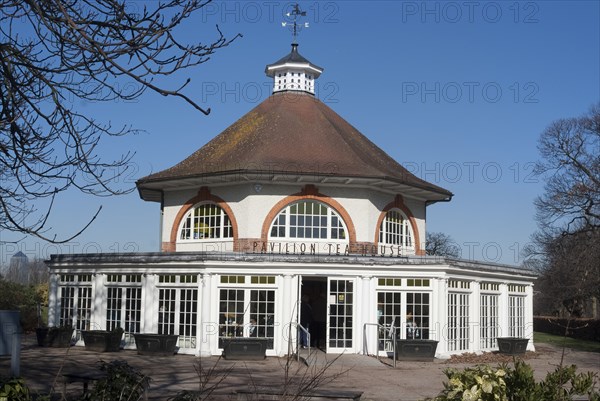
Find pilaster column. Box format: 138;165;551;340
499;282;509;339
48;273;59;327
280;274;295;356
200;273;214;356
142;274;156;333
525;284;535;351
360;275;373;355
91;273;106;330
470;280;481;353
433;277;448;355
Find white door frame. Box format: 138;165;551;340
327;277;355;353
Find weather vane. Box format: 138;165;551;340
282;3;309;44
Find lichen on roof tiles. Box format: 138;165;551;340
137;92;452;199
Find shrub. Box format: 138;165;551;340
428;364;509;401
534;317;600;342
532;364;599;401
0;378;31;401
0;280;46;332
427;360;600;401
80;360;150;401
0;377;50;401
502;359;536;401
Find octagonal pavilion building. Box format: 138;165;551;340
46;44;535;358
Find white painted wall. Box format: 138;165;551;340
47;257;536;358
162;183;428;253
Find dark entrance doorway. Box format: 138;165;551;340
301;277;327;349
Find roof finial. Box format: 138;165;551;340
281;3;308;44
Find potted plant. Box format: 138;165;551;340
82;326;124;352
497;337;529;355
133;333;179;356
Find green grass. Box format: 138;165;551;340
534;332;600;353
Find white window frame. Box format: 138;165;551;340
179;202;233;242
376;290;401;351
269;200;347;242
217;275;277;350
158;287;198;349
328;278;355;352
480;293;500;349
448;292;470;352
105;274;142;346
378;209;415;254
58;274;92;341
375;277;432;352
405;291;430;340
508;295;526;338
156;274;199;350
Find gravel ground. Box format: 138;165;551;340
1;336;599;401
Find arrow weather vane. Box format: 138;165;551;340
282;3;309;44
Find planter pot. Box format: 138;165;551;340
37;327;73;347
82;330;123;352
497;337;529;355
134;333;178;356
395;339;438;361
36;328;49;347
222;338;268;360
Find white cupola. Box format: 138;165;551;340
265;43;323;95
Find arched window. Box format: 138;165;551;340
379;209;413;249
179;203;233;240
269;200;346;240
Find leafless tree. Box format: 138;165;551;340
425;231;460;258
531;227;600;317
528;104;600;317
534;103;600;235
0;0;241;242
2;256;49;285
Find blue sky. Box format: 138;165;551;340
1;1;598;265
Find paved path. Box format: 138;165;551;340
1;336;599;400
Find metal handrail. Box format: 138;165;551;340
363;322;398;368
289;322;311;361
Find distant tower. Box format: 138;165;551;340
10;251;29;270
265;4;323;95
8;251;29;283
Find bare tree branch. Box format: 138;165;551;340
527;104;600;317
425;232;460;258
534;103;600;235
0;0;241;242
529;227;600;317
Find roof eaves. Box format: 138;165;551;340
265;62;323;77
137;170;453;201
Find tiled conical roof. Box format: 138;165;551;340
137;92;452;203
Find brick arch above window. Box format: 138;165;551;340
374;195;423;255
261;186;357;244
167;187;238;251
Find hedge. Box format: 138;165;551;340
534;316;600;342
